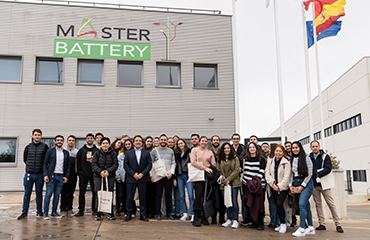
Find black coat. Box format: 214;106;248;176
91;147;118;178
175;148;191;176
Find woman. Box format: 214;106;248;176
111;139;123;155
217;142;241;229
290;141;314;237
266;143;279;228
144;136;154;152
265;145;291;233
92;137;118;220
143;136;156;218
242;142;266;230
115;139;133;216
153;137;159;147
175;139;194;222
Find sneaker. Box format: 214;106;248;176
43;214;50;220
17;212;27;220
279;224;287;234
60;211;67;217
156;215;161;221
180;213;189;221
75;211;84;217
240;218;252;226
190;215;194;222
166;215;174;220
275;225;281;232
305;226;315;235
290;220;297;228
292;227;306;237
36;212;43;218
67;210;74;216
231;220;239;229
131;214;136;218
95;214;102;221
222;219;232;227
108;214;116;220
51;213;62;219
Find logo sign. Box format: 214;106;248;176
53;39;150;60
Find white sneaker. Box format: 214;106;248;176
180;213;189;221
131;214;136;218
190;215;194;222
279;224;287;234
231;220;239;229
305;226;315;235
222;219;232;227
292;227;306;237
275;224;281;232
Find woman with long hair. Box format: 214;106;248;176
290;141;314;237
174;138;194;221
217;142;241;229
242;142;266;230
266;143;280;228
144;136;154;152
115;139;134;216
111;139;123;155
265;145;291;234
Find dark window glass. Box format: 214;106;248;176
0;56;21;82
118;62;143;86
0;138;17;164
78;60;103;84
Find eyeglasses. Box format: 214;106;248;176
232;138;240;140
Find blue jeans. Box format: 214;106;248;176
293;178;314;228
222;183;240;221
22;173;44;214
177;173;194;215
172;185;180;216
44;175;64;214
268;193;280;226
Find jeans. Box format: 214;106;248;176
60;174;77;212
44;174;64;214
293;178;314;228
268;193;280;226
22;173;44;214
222;183;240;221
172;185;180;216
177;173;194;215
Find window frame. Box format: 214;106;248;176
156;62;181;88
0;55;22;84
352;170;367;182
35;57;64;84
77;59;104;86
0;137;18;167
117;61;144;87
193;63;218;89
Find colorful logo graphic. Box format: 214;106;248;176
77;18;98;39
153;15;183;60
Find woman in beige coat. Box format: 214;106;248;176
265;145;291;234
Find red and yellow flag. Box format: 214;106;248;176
304;0;346;34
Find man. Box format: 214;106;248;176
124;135;152;222
210;135;221;162
60;135;78;216
121;134;129;145
231;133;244;158
95;132;104;149
42;135;70;220
284;141;292;158
150;134;176;221
17;129;49;220
261;142;270;157
309;140;344;233
75;133;99;216
190;134;200;148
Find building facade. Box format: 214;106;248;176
0;1;236;191
270;57;370;195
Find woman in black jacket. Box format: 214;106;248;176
92;137;118;221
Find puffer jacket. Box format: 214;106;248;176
91;147;118;178
24;141;49;174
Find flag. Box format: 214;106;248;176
306;20;342;48
304;0;346;34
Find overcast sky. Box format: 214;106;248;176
79;0;370;140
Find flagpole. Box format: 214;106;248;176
232;0;240;133
273;0;285;143
311;1;326;149
301;3;314;143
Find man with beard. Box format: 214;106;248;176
284;141;292;158
190;134;200;149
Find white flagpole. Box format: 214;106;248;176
273;0;285;143
301;4;314;143
232;0;240;133
311;1;326;149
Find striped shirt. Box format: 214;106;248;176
242;156;266;188
289;156;313;187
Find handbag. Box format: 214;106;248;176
98;177;113;213
318;153;335;190
151;148;167;182
202;179;215;218
188;148;205;182
224;184;233;208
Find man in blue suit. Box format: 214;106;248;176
124;135;152;221
42;135;70;219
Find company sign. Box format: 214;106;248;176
54;39;150;60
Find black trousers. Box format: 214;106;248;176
94;176;115;215
146;181;156;216
193;181;205;213
126;181;147;217
155;177;173;216
78;175;97;213
272;189;289;224
60;174;77;211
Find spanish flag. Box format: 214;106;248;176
304;0;346;34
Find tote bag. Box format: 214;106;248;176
98;177;113;213
224;184;233;208
318;153;335;190
151;148;167;182
188;148;205;182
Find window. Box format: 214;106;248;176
194;64;217;88
0;138;17;166
40;138;56;149
353;170;367;182
78;59;103;84
324;127;332;137
118;61;143;86
76;138;86;149
314;131;321;140
156;62;180;87
299;136;310;145
36;58;63;83
333;114;362;134
0;56;22;82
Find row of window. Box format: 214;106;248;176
300;114;362;145
0;56;218;88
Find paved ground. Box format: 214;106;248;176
0;192;369;240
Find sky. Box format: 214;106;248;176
76;0;370;140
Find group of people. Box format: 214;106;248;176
17;129;344;237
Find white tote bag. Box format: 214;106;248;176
151;148;167;182
224;184;233;208
98;177;113;213
318;153;335;190
188;148;205;182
